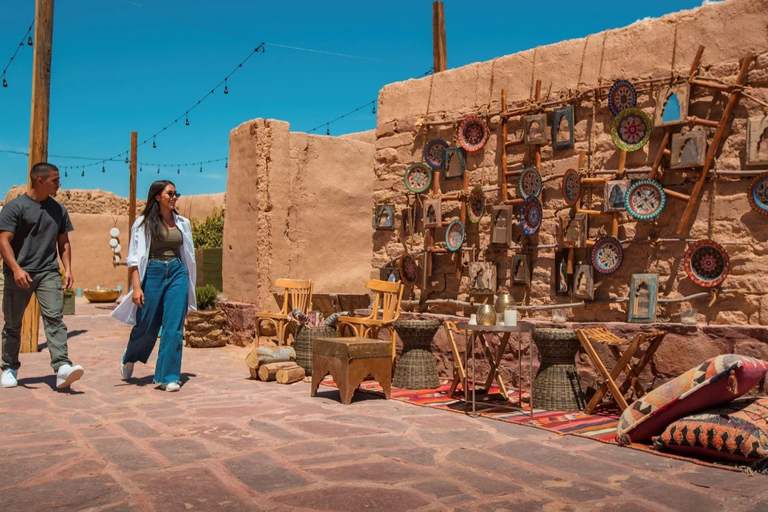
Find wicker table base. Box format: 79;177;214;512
532;328;586;411
294;325;338;376
393;319;441;389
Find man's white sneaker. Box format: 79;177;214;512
1;369;18;388
120;361;134;381
163;382;181;392
56;364;84;389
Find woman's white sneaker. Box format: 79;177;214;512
56;364;85;389
163;382;181;392
120;361;134;380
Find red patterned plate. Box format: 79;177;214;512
562;168;581;207
685;240;730;288
457;115;489;152
519;166;542;199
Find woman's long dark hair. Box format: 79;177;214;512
139;180;176;240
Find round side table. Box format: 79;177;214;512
294;325;338;376
531;328;586;411
393;319;441;389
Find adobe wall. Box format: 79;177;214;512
373;0;768;326
223;119;374;311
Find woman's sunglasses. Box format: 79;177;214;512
166;191;182;198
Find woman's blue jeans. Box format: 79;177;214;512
123;259;188;385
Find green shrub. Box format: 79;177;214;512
191;207;224;250
196;284;219;311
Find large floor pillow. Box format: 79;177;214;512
652;397;768;465
616;355;768;445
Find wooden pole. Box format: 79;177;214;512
21;0;55;354
501;89;508;202
432;1;447;73
128;131;137;285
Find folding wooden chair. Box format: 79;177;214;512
254;279;313;346
575;328;667;414
444;321;467;397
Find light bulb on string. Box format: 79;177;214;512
224;79;228;95
199;165;202;173
225;160;228;169
177;168;180;174
101;164;105;173
152;136;156;149
81;170;85;177
185;113;189;126
27;35;32;46
139;166;143;172
157;167;160;174
372;104;376;114
2;76;7;88
125;156;129;164
326;123;330;136
64;170;68;178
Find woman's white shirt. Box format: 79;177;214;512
111;213;197;325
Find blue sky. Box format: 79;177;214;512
1;0;712;198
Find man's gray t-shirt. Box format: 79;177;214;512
0;194;74;275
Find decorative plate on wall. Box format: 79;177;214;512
685;239;730;288
445;219;466;252
561;168;581;207
608;80;637;116
747;172;768;216
468;186;486;224
520;196;543;236
457;115;489;152
424;139;448;170
398;253;419;286
404;163;432;194
611;108;652;152
591;236;624;275
519;166;543;199
625;179;666;220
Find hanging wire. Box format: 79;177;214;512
308;100;376;134
1;20;34;89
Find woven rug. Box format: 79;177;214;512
320;377;746;473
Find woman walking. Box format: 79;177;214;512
111;180;196;391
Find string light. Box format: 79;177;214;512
157;167;160;174
125;156;129;163
81;170;85;177
140;166;143;172
185;113;189;126
102;164;105;173
326;123;330;136
308;100;376;134
64;170;68;177
177;167;180;174
224;78;228;94
1;21;34;90
199;165;202;173
152;136;156;149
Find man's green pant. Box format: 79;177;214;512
2;270;71;372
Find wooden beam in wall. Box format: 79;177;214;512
432;1;447;73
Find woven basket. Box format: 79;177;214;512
531;328;586;410
294;325;337;376
393;319;441;389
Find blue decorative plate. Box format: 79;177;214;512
445;219;465;252
748;172;768;216
591;236;624;275
608;80;637;116
519;166;542;199
424;139;448;170
404;163;432;194
625;179;666;220
520;196;542;236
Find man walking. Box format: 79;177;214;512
0;162;84;389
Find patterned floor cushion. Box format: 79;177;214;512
652;397;768;465
616;354;768;444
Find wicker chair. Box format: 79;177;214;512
254;279;313;346
337;279;404;361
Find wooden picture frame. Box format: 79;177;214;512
552;106;574;150
374;205;395;230
654;83;690;127
443;147;466;181
628;274;658;323
523;113;548;145
670;131;707;169
746;116;768;166
423;198;442;228
401;207;413;235
511;254;530;286
490;205;514;246
554;250;570;296
468;261;497;295
572;264;594;300
604;180;631;213
559;213;588;249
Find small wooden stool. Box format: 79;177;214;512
310;337;392;405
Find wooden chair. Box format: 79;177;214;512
336;279;404;361
254;279;313;346
575;327;667;414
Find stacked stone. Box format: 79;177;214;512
184;310;228;348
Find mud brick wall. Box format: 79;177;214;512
373;0;768;327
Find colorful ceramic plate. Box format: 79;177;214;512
562;168;581;207
611;108;652;152
398;253;419;286
519;166;543;199
457;115;489;152
625;179;666;220
445;219;466;252
520;196;543;236
685;239;730;288
468;186;486;224
404;163;432;194
748;172;768;216
424;139;448;170
608;80;637;116
591;236;624;275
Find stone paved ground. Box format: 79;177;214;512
1;300;767;512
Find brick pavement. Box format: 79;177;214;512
1;300;766;511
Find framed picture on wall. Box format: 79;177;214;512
523;114;548;145
468;262;497;295
401;207;414;235
746;116;768;166
670;131;706;169
628;274;658;323
374;205;395;230
552;106;574;150
559;213;588;249
490;205;514;246
654;83;690;128
443;147;466;180
554;250;570;296
572;264;594;300
423;198;442;228
511;254;530;286
604;180;631;213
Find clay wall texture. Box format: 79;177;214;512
373;0;768;326
223;119;375;310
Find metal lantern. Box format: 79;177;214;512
476;304;497;326
495;292;515;313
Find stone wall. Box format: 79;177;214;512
223;119;375;311
373;0;768;326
